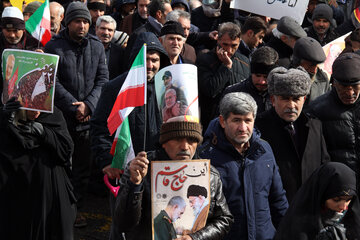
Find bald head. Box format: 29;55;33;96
50;2;64;34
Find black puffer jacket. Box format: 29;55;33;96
308;88;360;190
113;148;234;240
45;29;109;131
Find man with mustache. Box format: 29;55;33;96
309;52;360;195
95;15;126;79
291;36;331;107
200;92;288;240
112;120;233;239
224;46;278;115
255;67;329;203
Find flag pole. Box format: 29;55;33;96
142;44;147;151
37;27;43;49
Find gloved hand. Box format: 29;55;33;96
17;120;45;139
1;97;21;123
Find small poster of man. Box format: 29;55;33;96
2;49;59;113
154;64;199;123
151;160;210;240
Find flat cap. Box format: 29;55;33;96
332;52;360;85
293;37;326;63
277;16;306;38
160;21;185;38
268;66;311;96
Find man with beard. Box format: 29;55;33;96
200;92;288;240
49;2;64;35
291;36;330;107
95;15;126;79
256;67;329;203
113;120;233;239
224;46;278;114
162;89;188;122
0;7;41;103
308;52;360;194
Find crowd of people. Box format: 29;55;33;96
0;0;360;239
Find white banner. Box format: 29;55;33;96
230;0;309;24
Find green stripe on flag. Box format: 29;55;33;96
25;0;47;33
111;117;132;170
131;45;145;69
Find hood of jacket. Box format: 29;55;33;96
129;31;170;69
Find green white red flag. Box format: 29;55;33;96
108;44;147;169
25;0;51;46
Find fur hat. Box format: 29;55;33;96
1;6;25;30
268;66;311;97
160;21;185;38
65;2;91;26
187;184;207;198
159;121;203;145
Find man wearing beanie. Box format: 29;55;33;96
291;36;330;106
112;120;233;239
200;92;288;240
197;22;250;131
23;1;42;22
224;46;279;114
45;1;109;227
305;3;338;46
159;20;187;64
309;52;360;194
0;6;41;102
256;67;329;203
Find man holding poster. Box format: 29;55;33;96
113;120;233;239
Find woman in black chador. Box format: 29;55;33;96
275;162;360;240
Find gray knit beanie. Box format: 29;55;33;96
267;66;311;96
65;2;92;26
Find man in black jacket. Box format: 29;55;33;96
113;120;233;240
45;1;109;227
256;67;330;203
309;52;360;194
197;22;250;131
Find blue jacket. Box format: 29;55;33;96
199;118;288;240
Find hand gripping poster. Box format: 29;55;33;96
151;160;210;240
2;49;59;113
154;64;199;123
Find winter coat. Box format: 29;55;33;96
305;26;339;46
255;108;330;203
45;29;109;131
113;148;234;240
304;68;331;108
0;107;76;240
308;88;360;193
90;32;170;169
197;48;250;130
266;36;293;69
200;118;288;240
224;76;272;115
106;42;126;80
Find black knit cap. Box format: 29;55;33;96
293;37;326;64
332;52;360;85
187;184;207;198
250;46;279;75
159;121;203;144
160;21;185;38
312;3;333;23
65;1;92;26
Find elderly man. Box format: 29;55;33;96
200;92;288;240
113;120;233;239
291;36;330;106
197;22;250;130
309;52;360;194
95;15;126;79
305;4;338;46
266;16;307;68
45;1;108;227
0;7;41;101
49;2;64;35
159;21;187;64
224;46;279;114
256;67;329;203
186;185;209;233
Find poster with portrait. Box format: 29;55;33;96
154;64;199;123
2;49;59;113
151;160;210;240
230;0;308;24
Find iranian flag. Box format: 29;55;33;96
25;0;51;46
107;44;147;169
